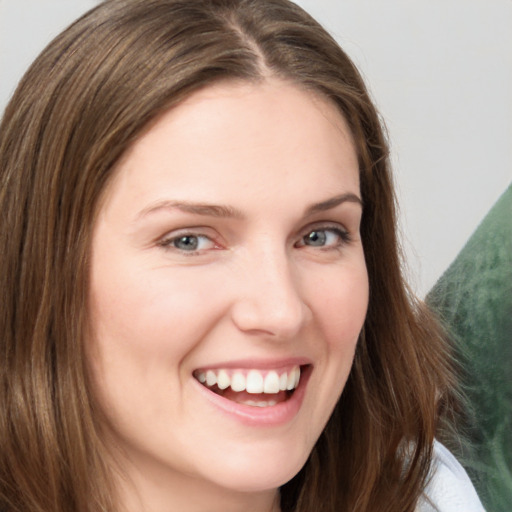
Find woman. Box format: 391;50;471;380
0;0;484;511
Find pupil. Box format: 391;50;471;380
307;231;326;246
175;236;198;251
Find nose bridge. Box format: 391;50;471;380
231;242;308;338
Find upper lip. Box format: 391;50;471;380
193;357;312;372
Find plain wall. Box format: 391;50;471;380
1;0;511;296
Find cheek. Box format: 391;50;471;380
85;266;228;435
298;259;368;445
307;259;369;349
88;267;222;366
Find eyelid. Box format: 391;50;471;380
299;221;350;236
295;223;352;248
154;221;353;255
157;227;223;254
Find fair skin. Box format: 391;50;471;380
88;79;369;512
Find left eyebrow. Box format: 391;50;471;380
305;192;363;215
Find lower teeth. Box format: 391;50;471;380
205;383;290;407
242;400;278;407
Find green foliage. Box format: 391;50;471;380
427;184;512;512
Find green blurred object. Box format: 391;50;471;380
427;184;512;512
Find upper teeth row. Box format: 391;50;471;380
195;366;301;394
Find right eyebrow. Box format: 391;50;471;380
136;200;245;221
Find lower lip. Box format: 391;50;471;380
194;366;311;427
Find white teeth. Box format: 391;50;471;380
279;373;288;391
243;400;278;407
196;366;302;395
263;371;280;394
286;370;295;390
246;370;264;394
206;370;217;387
293;366;301;388
286;367;301;390
231;372;246;392
217;369;230;390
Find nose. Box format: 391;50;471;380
230;247;311;340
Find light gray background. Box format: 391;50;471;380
1;0;511;297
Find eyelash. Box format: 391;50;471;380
158;225;352;256
295;226;352;249
158;232;218;255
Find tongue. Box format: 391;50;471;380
220;388;288;405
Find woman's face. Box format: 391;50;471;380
88;79;368;509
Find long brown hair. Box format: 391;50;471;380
0;1;456;510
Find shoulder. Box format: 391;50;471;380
416;441;486;512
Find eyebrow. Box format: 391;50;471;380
304;192;363;215
137;200;245;220
136;192;362;221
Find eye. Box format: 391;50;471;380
296;227;350;249
159;233;217;253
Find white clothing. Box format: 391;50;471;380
417;441;486;511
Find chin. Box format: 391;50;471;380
195;438;312;494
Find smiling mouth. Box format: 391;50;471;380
193;366;303;407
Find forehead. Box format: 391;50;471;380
100;79;360;217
